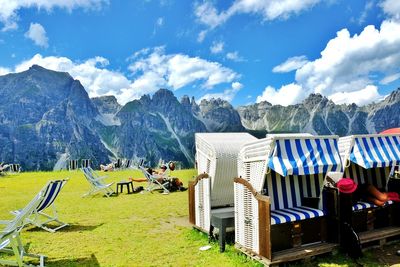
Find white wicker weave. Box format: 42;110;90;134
194;133;257;231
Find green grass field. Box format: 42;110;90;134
0;170;394;266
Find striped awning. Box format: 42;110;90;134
267;138;342;177
349;135;400;169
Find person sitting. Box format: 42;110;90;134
100;163;114;172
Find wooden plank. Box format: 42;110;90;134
188;181;196;225
358;226;400;244
236;242;338;266
258;198;271;259
271;242;338;264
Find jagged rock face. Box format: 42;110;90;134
237;90;400;136
104;89;207;167
92;95;121;114
196;98;245;132
0;65;110;170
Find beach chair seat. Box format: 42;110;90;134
271;206;326;225
81;167;115;197
11;179;68;233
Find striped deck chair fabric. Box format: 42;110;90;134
265;171;326;225
342;135;400;211
1;189;46;266
11;179;69;233
9;164;21;173
68;159;78;171
81;159;90;168
265;137;342;225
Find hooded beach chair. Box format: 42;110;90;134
138;163;170;194
337;134;400;250
81;167;115;197
188;133;257;232
11;179;69;233
234;134;342;265
1;188;46;266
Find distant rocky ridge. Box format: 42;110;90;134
0;65;399;170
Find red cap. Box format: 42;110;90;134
337;178;357;194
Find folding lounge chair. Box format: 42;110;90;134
9;164;21;174
0;189;46;266
11;180;69;233
122;159;132;169
138;164;170;194
81;167;115;197
81;159;90;169
114;159;122;170
68;159;78;171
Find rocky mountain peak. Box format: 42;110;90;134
303;93;328;108
92;95;121;114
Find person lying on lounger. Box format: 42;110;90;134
130;166;187;191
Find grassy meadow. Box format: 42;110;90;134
0;169;395;266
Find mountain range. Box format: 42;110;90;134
0;65;399;170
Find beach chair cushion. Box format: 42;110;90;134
352;200;394;211
271;206;326;225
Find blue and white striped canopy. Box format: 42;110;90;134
267;138;342;177
349;135;400;169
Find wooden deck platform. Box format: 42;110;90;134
359;226;400;247
236;242;338;266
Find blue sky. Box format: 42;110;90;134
0;0;399;107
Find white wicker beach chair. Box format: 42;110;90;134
189;133;257;232
234;134;342;265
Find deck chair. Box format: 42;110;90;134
138;165;170;194
0;189;46;266
68;159;78;171
9;164;21;174
122;159;132;169
113;159;122;169
81;159;90;169
81;167;115;197
11;180;69;233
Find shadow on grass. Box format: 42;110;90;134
46;253;100;267
26;223;104;232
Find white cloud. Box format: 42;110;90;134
272;55;309;73
380;72;400;85
328;85;382;106
226;51;244;62
194;0;320;29
0;67;11;75
128;46;238;91
14;54;132;103
156;17;164;26
258;19;400;106
24;22;48;48
197;30;208;42
200;82;243;102
256;83;305;106
210;41;224;54
358;1;374;25
380;0;400;19
8;48;240;105
0;0;107;31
